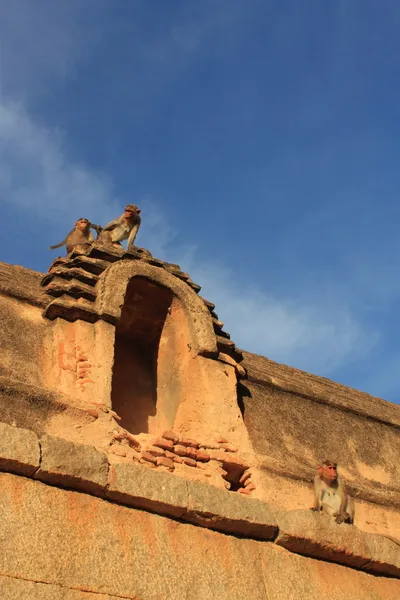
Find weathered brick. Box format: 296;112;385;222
238;487;253;495
220;443;239;453
196;449;210;462
245;483;256;492
239;470;252;485
222;454;250;470
153;437;174;450
185;447;198;460
201;442;220;450
183;457;197;467
0;422;40;476
209;450;227;461
179;437;199;448
162;430;179;444
141;451;157;464
147;446;166;457
173;444;189;456
156;456;175;469
36;435;109;496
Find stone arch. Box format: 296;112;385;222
94;261;219;435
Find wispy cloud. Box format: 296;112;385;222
0;102;119;226
0;98;375;375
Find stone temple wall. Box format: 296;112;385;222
0;254;399;599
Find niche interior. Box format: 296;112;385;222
110;276;173;434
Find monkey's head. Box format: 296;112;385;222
75;218;90;231
318;461;338;484
124;204;141;219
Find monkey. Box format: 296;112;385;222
49;218;102;255
310;460;355;525
98;204;141;250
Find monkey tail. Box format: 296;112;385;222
49;240;66;250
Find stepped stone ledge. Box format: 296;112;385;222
40;242;245;374
0;421;399;580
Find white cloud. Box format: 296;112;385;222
175;257;378;373
0;98;375;375
0;102;120;225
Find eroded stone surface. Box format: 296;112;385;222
106;462;188;518
259;544;400;600
0;421;40;476
36;434;108;495
185;479;277;539
1;472;399;600
0;575;123;600
275;509;400;578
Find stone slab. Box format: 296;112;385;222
259;542;400;600
106;462;188;518
275;509;400;578
35;434;108;496
1;472;399;600
0;575;123;600
0;472;268;600
0;421;40;476
185;479;278;540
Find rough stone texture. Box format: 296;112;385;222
259;544;400;600
185;479;277;539
36;434;108;495
107;462;187;518
0;262;45;307
275;509;400;578
0;294;48;389
42;318;115;409
0;575;122;600
0;421;40;476
1;473;399;600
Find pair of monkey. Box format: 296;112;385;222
49;204;141;255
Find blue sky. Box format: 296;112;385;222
1;0;400;403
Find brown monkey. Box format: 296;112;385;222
98;204;141;250
49;218;102;254
310;460;355;524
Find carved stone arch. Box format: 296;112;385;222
94;261;225;436
95;260;217;357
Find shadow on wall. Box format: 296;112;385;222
111;277;173;434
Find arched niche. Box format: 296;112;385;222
95;261;220;436
110;277;173;434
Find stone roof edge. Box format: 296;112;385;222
1;420;399;579
0;262;47;307
242;352;400;430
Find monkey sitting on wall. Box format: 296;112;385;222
49;218;102;255
310;460;355;524
98;204;141;251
